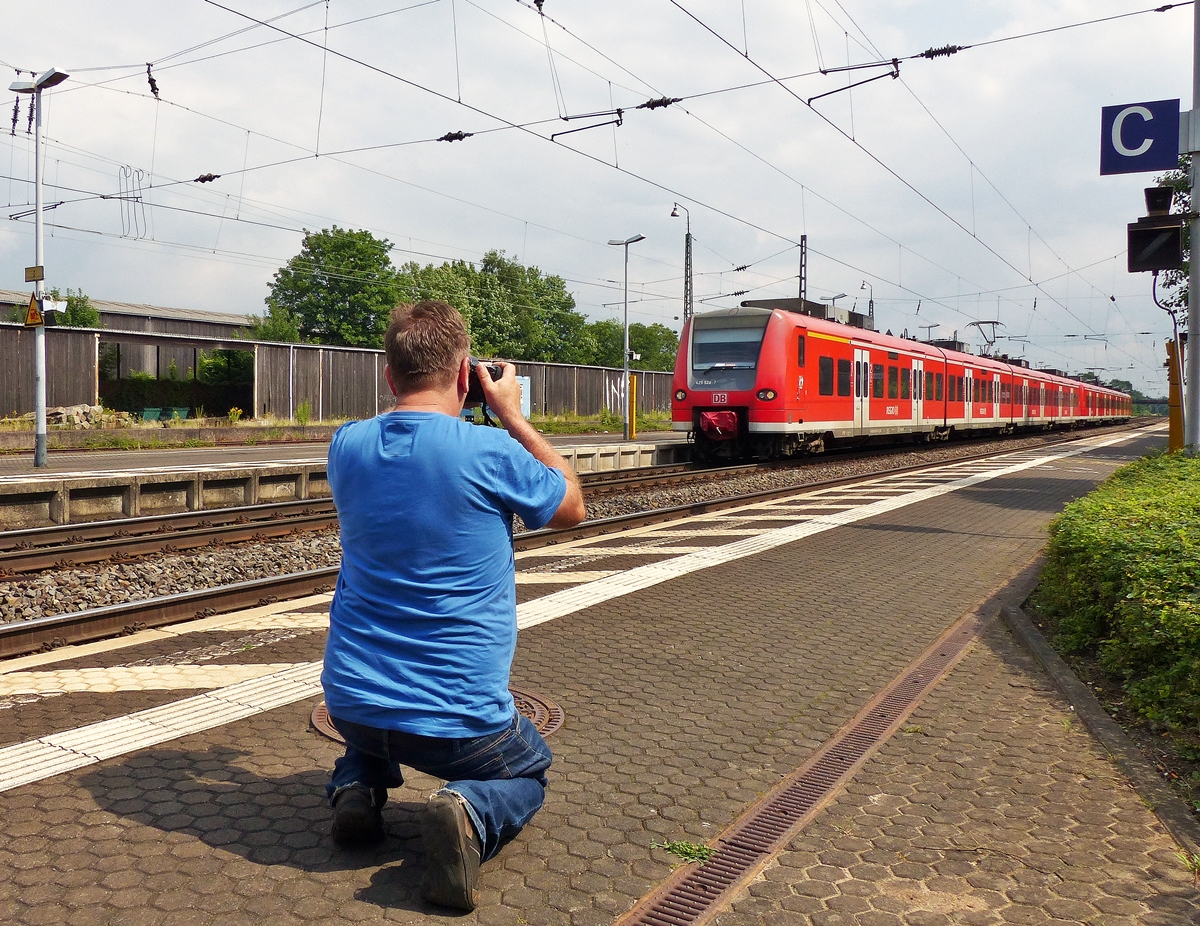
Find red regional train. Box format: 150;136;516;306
671;305;1132;461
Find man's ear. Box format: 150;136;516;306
457;356;471;396
384;365;398;398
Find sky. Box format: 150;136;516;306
0;0;1193;393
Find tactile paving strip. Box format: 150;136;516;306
309;686;565;743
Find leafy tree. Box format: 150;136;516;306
47;287;101;327
1154;154;1190;311
586;318;625;367
629;323;680;372
268;226;400;346
246;301;301;342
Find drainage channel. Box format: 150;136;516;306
615;609;992;926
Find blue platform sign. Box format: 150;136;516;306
1100;99;1180;174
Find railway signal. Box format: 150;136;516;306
1127;186;1184;274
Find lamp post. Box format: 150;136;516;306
608;233;646;441
670;203;693;320
859;280;874;320
9;68;69;468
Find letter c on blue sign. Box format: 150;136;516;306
1100;99;1179;175
1112;106;1154;157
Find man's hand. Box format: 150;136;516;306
476;361;523;427
475;360;585;528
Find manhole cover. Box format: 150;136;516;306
310;686;564;743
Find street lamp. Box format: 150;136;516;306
670;203;693;320
10;67;69;468
819;293;847;318
607;233;646;441
859;280;874;319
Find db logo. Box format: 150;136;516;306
712;393;728;404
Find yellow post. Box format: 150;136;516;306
628;373;637;440
1167;339;1184;453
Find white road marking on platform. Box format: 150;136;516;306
517;571;620;584
0;663;303;695
0;663;322;792
0;429;1153;792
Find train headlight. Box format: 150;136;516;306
756;388;778;401
674;389;688;401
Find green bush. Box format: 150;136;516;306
1032;453;1200;729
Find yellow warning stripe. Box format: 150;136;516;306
806;331;850;344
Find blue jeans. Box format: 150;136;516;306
326;710;552;862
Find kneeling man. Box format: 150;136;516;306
321;300;585;910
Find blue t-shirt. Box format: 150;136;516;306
321;412;567;738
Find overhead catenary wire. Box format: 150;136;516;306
664;0;1141;361
802;0;1159;357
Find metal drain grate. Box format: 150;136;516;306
617;614;988;926
310;686;565;743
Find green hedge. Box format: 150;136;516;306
1033;453;1200;729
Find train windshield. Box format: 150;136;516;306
690;312;769;390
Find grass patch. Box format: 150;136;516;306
530;410;673;435
72;435;215;450
651;840;716;864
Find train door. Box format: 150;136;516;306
963;371;973;424
912;358;923;425
853;346;870;433
991;374;1000;421
1021;379;1030;425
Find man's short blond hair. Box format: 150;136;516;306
385;301;471;393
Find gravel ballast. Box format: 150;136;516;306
0;424;1146;624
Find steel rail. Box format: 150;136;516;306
0;497;338;553
0;512;340;576
0;420;1155;660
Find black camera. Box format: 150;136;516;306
466;356;502;405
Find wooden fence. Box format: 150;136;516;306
1;323;673;421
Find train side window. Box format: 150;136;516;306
934;373;943;400
957;376;964;402
818;356;834;395
900;368;910;399
887;365;898;399
872;363;884;398
854;361;861;397
925;371;934;400
972;378;979;403
797;335;806;367
836;358;851;396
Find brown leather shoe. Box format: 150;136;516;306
421;790;482;911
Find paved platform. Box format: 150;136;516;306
0;423;1195;925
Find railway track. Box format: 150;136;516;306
0;420;1157;659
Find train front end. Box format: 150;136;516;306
672;307;784;461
